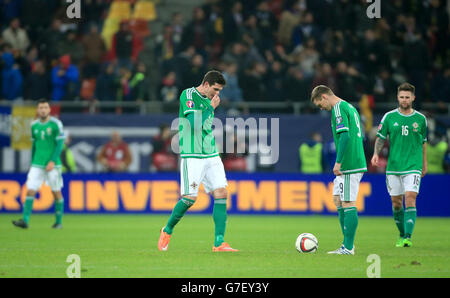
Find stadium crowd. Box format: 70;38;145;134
0;0;449;114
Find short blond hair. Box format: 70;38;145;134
310;85;334;102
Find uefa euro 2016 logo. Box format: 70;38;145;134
66;0;81;19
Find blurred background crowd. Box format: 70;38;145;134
0;0;449;114
0;0;449;174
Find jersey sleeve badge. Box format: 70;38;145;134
186;100;195;108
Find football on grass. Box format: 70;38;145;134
295;233;318;253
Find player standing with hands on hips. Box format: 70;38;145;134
371;83;427;248
158;70;238;252
13;99;66;229
311;85;367;255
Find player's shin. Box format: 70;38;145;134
54;198;64;225
164;198;195;234
343;207;358;251
23;196;35;224
213;198;227;247
337;206;345;236
404;207;417;238
392;207;405;238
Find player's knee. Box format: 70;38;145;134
404;192;417;207
391;196;403;209
213;187;227;199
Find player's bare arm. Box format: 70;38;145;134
371;137;386;166
422;143;427;177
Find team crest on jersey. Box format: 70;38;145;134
190;182;198;190
47;127;52;135
413;122;419;132
186;100;195;108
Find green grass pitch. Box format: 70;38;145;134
1;214;449;278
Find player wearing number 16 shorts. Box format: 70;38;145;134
371;83;428;248
311;85;367;255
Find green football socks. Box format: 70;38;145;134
22;196;34;224
404;207;417;239
343;207;358;250
54;199;64;225
213;198;227;247
163;198;195;235
337;207;345;236
392;207;405;238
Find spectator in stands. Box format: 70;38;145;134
155;24;180;72
240;61;268;102
291;12;320;50
24;60;50;100
426;135;448;174
180;7;211;55
39;18;65;62
57;30;84;67
82;24;106;78
223;1;244;44
2;18;30;55
95;63;119;104
335;61;360;102
372;67;397;103
430;66;450;113
159;71;179;104
97;131;132;173
299;132;324;174
402;18;430;106
51;54;79;101
21;0;52;43
181;54;207;90
312;63;336;93
221;62;243;104
171;12;185;40
111;20;139;70
295;37;319;79
277;0;302;50
151;124;177;172
129;62;149;103
266;60;285;101
284;66;310;102
1;51;22;100
254;0;278;49
116;67;132;109
61;131;77;173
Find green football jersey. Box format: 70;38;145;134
179;87;218;158
331;100;367;174
377;109;427;175
30;117;65;168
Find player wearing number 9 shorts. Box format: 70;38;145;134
311;85;367;255
372;83;428;248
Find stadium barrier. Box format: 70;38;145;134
1;173;449;216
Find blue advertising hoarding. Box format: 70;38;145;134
0;173;448;216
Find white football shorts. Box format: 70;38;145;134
386;174;421;196
333;172;364;202
26;166;64;192
180;156;228;196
